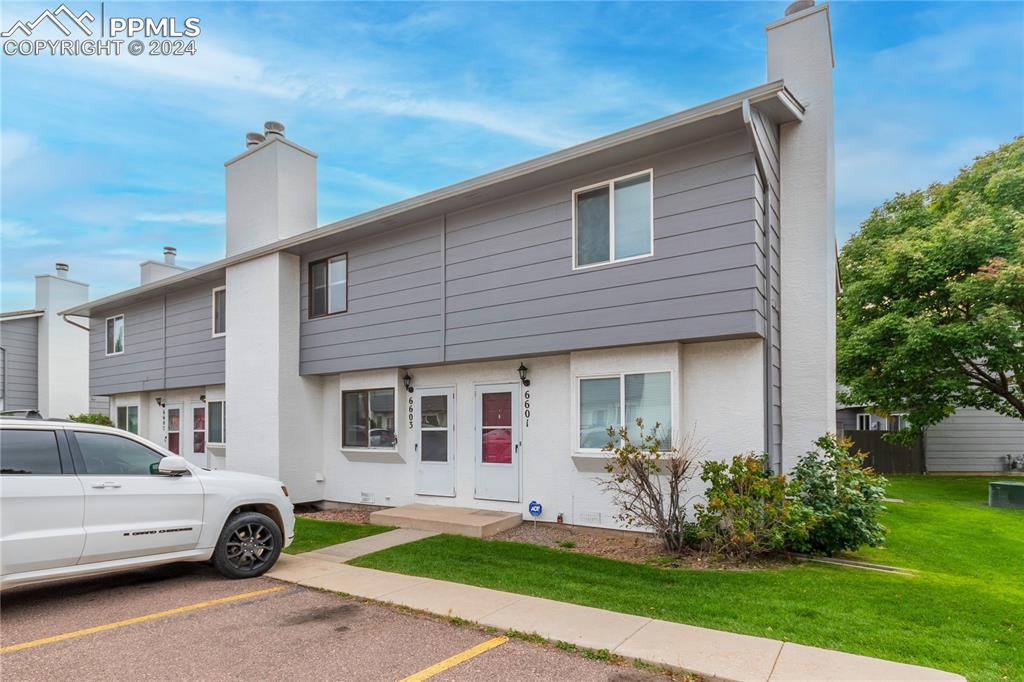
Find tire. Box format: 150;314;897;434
212;511;283;579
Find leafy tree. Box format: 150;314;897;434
838;137;1024;440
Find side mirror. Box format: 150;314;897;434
157;455;189;476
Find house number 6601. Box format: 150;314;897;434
524;390;531;428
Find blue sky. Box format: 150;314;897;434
1;1;1021;310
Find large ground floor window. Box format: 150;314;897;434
343;388;397;448
578;371;672;450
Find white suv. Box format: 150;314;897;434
0;417;294;589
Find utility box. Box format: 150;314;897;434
988;481;1024;509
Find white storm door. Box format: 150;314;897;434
474;383;520;502
414;388;455;497
165;404;183;455
189;404;208;468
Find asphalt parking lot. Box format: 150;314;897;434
1;562;665;681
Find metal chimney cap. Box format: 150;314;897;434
784;0;815;16
163;246;177;265
55;262;69;277
245;132;265;148
264;121;285;137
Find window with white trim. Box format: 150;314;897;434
856;413;871;431
573;170;653;268
212;287;226;337
116;405;139;434
342;388;397;449
578;371;672;450
105;314;124;355
208;400;226;444
309;254;347;318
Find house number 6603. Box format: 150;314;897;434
408;397;415;429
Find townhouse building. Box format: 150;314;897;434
63;2;837;527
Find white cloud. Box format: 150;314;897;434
0;220;59;247
136;210;224;226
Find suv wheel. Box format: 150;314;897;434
212;511;283;579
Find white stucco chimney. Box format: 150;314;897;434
140;246;187;285
224;122;317;257
35;265;89;418
767;1;838;469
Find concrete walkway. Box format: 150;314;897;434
269;541;964;682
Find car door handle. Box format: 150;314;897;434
91;481;122;489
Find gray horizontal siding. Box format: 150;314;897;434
298;217;444;374
0;317;39;410
90;281;224;395
296;128;763;374
925;408;1024;472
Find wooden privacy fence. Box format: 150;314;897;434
846;430;925;474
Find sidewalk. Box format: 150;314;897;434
270;532;965;682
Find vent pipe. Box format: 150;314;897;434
163;246;177;265
55;262;69;278
264;121;285;138
245;132;265;148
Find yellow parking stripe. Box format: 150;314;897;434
400;636;508;682
1;586;286;654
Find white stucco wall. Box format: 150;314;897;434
322;339;765;529
223;253;324;502
35;274;89;419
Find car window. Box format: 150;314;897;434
0;429;62;475
74;431;163;476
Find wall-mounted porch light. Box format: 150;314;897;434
403;372;414;393
517;363;531;387
155;397;165;407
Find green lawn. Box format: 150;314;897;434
284;516;392;555
352;476;1023;682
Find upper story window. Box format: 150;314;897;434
105;314;125;355
212;286;226;337
309;254;347;318
573;170;653;269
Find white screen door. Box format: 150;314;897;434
475;383;520;502
414;388;455;497
165;404;182;455
190;404;208;468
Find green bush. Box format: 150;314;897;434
68;413;114;426
789;435;888;556
694;454;811;560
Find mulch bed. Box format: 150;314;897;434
493;522;795;570
298;508;375;525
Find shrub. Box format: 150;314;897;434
694;454;811;560
600;419;701;553
68;413;113;426
789;435;887;556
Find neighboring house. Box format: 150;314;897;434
0;264;104;418
838;402;1024;473
62;3;838;527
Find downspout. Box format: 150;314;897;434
742;100;776;471
441;213;447;363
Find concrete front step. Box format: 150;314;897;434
368;503;521;538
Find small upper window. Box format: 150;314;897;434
856;413;871;431
106;314;125;355
212;287;226;337
573;171;653;268
310;254;347;318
